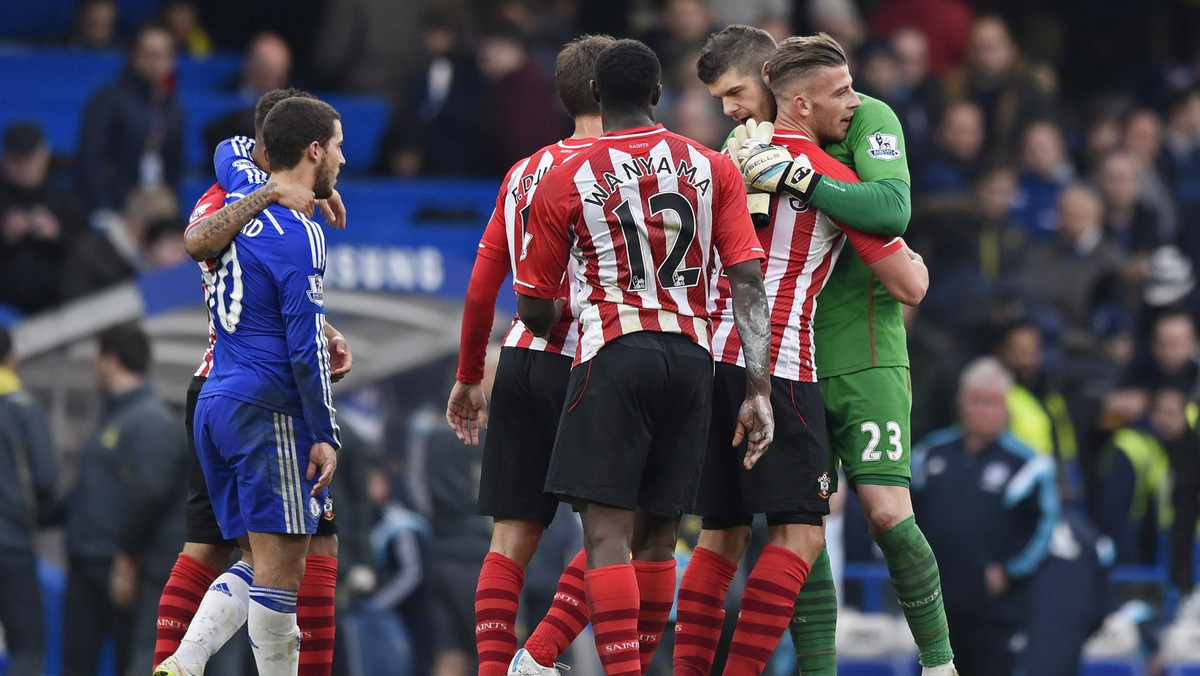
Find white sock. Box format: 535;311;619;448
248;585;301;676
922;662;957;675
172;561;253;673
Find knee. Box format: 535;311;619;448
489;519;545;568
767;523;826;562
863;503;911;534
697;526;751;562
632;518;679;562
309;534;339;559
181;542;237;571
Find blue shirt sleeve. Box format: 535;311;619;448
214;136;269;197
1002;453;1060;578
263;207;340;448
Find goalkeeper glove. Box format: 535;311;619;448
734;119;823;203
726;120;773;228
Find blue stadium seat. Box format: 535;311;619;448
1164;665;1200;676
321;94;391;172
175;53;242;93
1080;657;1147;676
837;657;919;676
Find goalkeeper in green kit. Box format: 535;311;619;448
697;26;956;675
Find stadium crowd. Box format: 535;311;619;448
2;0;1200;674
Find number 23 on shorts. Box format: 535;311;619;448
860;420;903;462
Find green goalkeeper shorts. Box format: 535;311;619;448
819;366;912;492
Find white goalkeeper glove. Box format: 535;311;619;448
733;119;822;202
726;120;772;228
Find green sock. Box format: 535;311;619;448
874;515;954;667
790;546;837;675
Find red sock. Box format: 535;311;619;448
154;554;219;665
476;552;525;676
585;564;642;676
525;548;588;667
723;545;811;676
672;547;738;676
298;555;338;676
632;559;676;673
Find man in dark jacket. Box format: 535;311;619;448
913;357;1061;676
75;21;185;213
63;323;188;676
0;328;57;676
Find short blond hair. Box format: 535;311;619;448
766;33;847;96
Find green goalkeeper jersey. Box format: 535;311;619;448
812;94;911;378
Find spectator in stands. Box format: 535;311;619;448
62;186;179;299
0;122;87;314
1014;185;1126;357
142;218;187;269
944;15;1055;153
856;38;939;152
1100;150;1172;257
1077;107;1126;176
160;0;212;59
886;28;944;150
869;0;974;77
381;9;485;177
69;0;118;50
310;0;426;96
704;0;789;32
1011;120;1073;242
806;0;866;56
75;21;184;213
1164;87;1200;215
1093;389;1174;565
476;26;563;175
916;162;1026;335
0;327;58;676
995;321;1082;502
912;357;1059;676
1103;312;1199;427
1153;388;1200;595
203;33;293;149
915;100;985;195
63;323;188;676
645;0;716;90
1122;108;1180;237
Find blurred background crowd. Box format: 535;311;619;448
1;0;1200;674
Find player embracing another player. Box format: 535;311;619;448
700;25;957;675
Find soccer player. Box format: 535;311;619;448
161;97;344;676
702;28;956;674
443;35;616;676
515;39;773;676
154;89;351;676
674;40;929;676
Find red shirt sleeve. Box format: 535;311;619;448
514;174;573;299
710;154;766;267
838;220;905;265
184;184;227;235
457;181;522;382
478;165;519;264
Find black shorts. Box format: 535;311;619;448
544;332;713;518
476;347;572;526
185;375;338;545
692;362;830;529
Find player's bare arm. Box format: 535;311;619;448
866;243;928;306
184;181;316;261
316;189;347;230
725;259;774;466
323;321;352;382
516;297;567;338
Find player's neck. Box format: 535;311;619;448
774;112;817;141
251;143;268;171
571;115;603;140
269;165;314;192
601;108;656;134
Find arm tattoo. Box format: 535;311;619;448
188;182;277;261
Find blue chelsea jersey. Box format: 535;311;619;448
199;136;340;448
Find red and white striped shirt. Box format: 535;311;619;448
709;131;904;382
516;124;765;364
186;182;227;378
457;139;594;382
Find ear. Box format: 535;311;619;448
760;60;770;85
590;79;600;104
650;83;662;107
308;140;322;162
